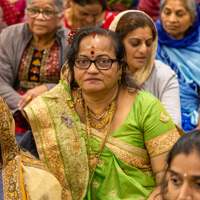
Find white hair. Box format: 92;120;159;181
27;0;63;13
160;0;197;22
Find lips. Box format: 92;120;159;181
166;25;177;30
86;78;100;82
135;57;146;62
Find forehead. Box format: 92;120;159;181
163;0;188;11
30;0;55;8
78;35;115;55
170;152;200;175
125;26;153;40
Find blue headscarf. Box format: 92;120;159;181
155;0;200;48
155;0;200;132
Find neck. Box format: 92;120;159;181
82;85;119;115
32;29;57;47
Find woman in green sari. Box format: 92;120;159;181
23;27;180;200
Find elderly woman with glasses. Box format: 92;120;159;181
0;0;70;133
23;27;181;200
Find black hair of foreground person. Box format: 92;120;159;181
66;26;140;90
159;130;200;199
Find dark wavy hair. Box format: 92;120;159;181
73;0;107;11
115;12;157;41
158;130;200;199
66;26;139;91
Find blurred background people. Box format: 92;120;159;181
63;0;115;30
8;0;26;19
137;0;160;21
155;0;200;132
159;130;200;199
110;10;181;127
0;0;22;32
0;0;70;133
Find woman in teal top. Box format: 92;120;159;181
24;27;180;200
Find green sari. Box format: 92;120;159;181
24;80;180;200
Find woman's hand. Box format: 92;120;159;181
18;85;48;111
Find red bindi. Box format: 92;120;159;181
91;51;94;55
93;33;96;38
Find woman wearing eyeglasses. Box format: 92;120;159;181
24;27;181;200
0;0;70;133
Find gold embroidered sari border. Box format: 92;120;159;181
26;104;50;168
82;125;148;157
145;128;180;158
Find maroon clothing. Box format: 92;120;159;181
0;0;21;26
137;0;160;21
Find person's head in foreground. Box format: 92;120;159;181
160;130;200;200
66;26;138;91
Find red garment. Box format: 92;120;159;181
137;0;160;22
64;10;115;30
0;0;21;26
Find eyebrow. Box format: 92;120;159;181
169;170;200;179
128;38;153;42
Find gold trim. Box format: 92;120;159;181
82;124;148;157
24;82;89;200
25;97;72;200
145;128;180;157
40;49;50;83
82;128;151;170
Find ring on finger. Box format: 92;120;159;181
27;96;31;100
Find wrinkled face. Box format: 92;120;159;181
168;152;200;200
28;0;62;37
74;35;120;94
123;26;153;73
161;0;193;39
72;3;103;27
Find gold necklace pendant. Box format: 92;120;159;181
89;154;99;169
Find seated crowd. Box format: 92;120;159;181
0;0;199;199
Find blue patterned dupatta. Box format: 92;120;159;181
155;1;200;132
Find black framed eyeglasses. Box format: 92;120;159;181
74;58;118;70
27;8;60;20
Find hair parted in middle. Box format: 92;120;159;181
66;26;139;91
115;12;157;41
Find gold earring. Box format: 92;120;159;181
119;68;122;84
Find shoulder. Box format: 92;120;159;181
134;90;160;112
1;22;29;37
153;60;177;77
0;22;31;46
148;60;178;84
56;26;71;39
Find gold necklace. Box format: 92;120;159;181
89;104;110;120
85;100;116;173
88;100;117;129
